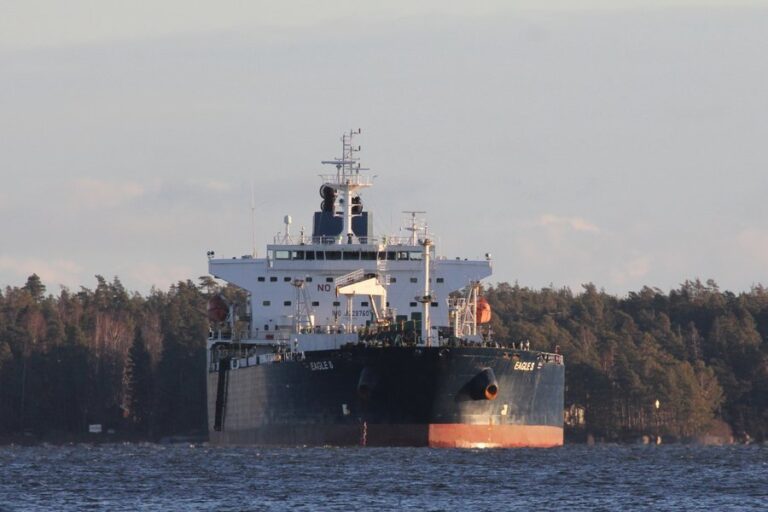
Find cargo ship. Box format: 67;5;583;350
206;130;564;447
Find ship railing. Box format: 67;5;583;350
539;352;564;365
208;348;307;372
319;173;374;188
269;235;421;247
380;236;418;246
208;329;250;342
247;329;293;342
271;234;328;245
215;325;365;343
335;269;366;287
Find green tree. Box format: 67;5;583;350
23;274;46;302
125;325;153;433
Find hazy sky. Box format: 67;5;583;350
2;1;767;295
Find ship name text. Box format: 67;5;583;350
514;361;536;372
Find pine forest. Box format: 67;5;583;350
1;274;766;443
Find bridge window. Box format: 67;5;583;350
343;251;360;260
274;250;290;260
326;251;341;260
397;251;408;260
410;252;423;261
361;251;376;260
315;251;325;260
292;251;304;260
306;251;315;260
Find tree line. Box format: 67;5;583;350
485;280;768;442
0;274;766;442
0;274;240;442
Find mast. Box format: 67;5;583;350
291;279;313;333
320;129;372;244
421;236;433;346
403;211;426;246
415;220;433;347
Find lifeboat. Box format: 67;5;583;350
476;297;492;324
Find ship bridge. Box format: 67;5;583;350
207;130;492;349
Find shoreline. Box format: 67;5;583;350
0;434;753;447
0;432;208;447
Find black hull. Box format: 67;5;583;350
208;346;564;448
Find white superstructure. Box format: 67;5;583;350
208;130;492;353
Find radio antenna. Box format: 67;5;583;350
250;179;257;257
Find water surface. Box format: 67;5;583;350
0;444;765;511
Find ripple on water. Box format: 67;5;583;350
0;444;767;511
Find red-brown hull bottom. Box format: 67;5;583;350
210;423;563;448
428;424;563;448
